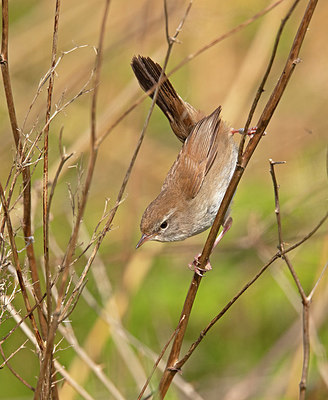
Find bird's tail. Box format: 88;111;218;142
131;56;201;142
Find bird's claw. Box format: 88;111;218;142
188;253;212;276
231;126;267;139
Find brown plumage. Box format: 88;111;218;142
132;56;238;247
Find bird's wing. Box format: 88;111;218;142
163;106;223;199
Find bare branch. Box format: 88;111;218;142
0;339;29;368
269;159;316;400
270;159;307;301
158;0;319;396
43;0;61;335
1;0;42;335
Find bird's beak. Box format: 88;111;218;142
136;233;152;249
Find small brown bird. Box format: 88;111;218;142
132;56;240;265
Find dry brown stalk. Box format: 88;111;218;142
269;160;327;400
39;1;62;398
0;0;44;337
271;160;309;399
43;0;61;332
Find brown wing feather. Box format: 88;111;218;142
163;106;222;199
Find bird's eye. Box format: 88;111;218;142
160;221;168;230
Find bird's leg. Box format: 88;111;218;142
188;217;233;276
212;216;233;249
230;127;266;139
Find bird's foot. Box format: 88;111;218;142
188;254;212;276
230;126;266;139
187;217;233;276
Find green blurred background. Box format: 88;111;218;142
0;0;327;399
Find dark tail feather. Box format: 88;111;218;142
131;56;181;122
131;56;201;142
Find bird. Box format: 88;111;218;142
132;56;244;272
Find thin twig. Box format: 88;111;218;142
0;0;19;146
0;183;44;352
36;2;62;398
22;44;88;133
43;0;61;333
0;339;29;368
299;303;310;400
0;342;35;391
0;290;47;344
238;0;300;162
269;160;307;300
0;0;43;336
269;160;286;247
269;159;312;400
56;0;110;308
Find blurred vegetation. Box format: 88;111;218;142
0;0;327;399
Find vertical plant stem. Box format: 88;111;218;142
269;160;312;399
158;0;318;397
0;0;45;335
299;300;310;400
43;0;60;329
40;2;61;398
